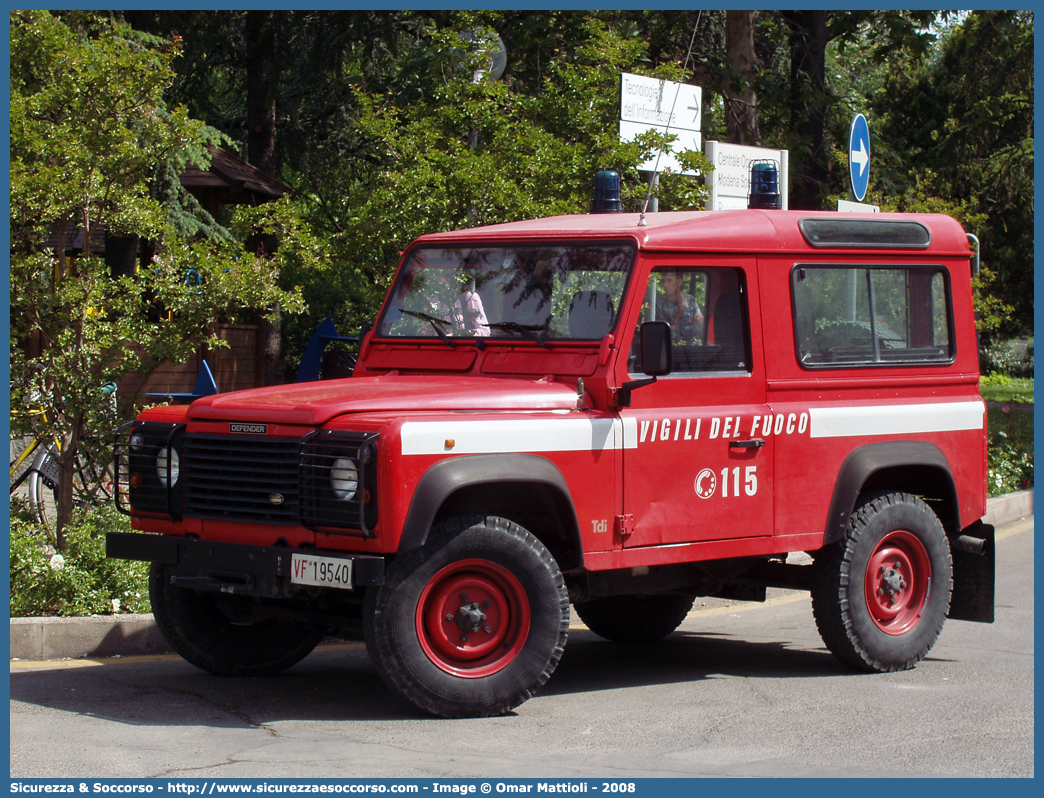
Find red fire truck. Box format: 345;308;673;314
108;209;994;718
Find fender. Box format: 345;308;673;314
397;453;582;560
823;440;959;546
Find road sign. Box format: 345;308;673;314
704;141;788;210
619;73;701;175
848;113;871;202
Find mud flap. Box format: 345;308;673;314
947;520;995;623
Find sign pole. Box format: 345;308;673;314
647;172;658;213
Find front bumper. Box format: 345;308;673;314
107;532;385;599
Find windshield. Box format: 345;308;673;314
376;243;635;343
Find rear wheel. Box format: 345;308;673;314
811;492;952;672
574;593;695;643
150;563;324;676
364;515;569;718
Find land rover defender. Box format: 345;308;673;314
108;210;994;717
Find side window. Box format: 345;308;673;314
631;267;751;375
792;266;953;367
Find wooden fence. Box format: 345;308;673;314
117;323;263;402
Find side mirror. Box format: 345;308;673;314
617;321;672;408
640;320;672;376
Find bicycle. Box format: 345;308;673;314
10;388;117;533
10;406;49;491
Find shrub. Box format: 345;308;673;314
987;405;1034;497
980;373;1012;388
9;504;150;617
981;338;1034;378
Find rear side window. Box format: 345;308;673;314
792;265;953;367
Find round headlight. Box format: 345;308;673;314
129;432;146;451
156;447;180;487
330;457;359;501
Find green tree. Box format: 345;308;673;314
120;12;716;372
759;11;939;210
9;10;307;545
274;18;712;366
874;11;1034;336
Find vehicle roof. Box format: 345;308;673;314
413;209;971;257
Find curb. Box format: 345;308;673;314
11;613;173;661
10;490;1034;662
983;487;1033;527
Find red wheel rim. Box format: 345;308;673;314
416;558;531;678
864;530;932;635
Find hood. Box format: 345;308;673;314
185;373;579;426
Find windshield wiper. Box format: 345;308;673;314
486;321;551;348
398;309;456;347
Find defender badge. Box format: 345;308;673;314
230;423;267;434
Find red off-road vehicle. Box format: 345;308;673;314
109;210;994;718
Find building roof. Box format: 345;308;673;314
180;145;291;203
41;224;107;256
37;147;290;254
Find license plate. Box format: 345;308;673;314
291;553;354;590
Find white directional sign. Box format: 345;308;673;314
619;72;702;175
704;141;789;210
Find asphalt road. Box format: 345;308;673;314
10;518;1033;779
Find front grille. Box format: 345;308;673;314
181;434;302;524
117;424;379;536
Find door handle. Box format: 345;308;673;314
730;438;766;449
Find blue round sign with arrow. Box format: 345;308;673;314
849;113;871;202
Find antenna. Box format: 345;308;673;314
639;12;703;227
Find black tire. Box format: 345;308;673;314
811;491;952;673
574;593;696;643
364;515;570;718
150;563;324;677
26;443;60;528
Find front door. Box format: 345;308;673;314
621;261;773;547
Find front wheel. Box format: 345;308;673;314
150;563;324;677
364;515;569;718
25;443;61;529
26;442;115;531
811;492;952;672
